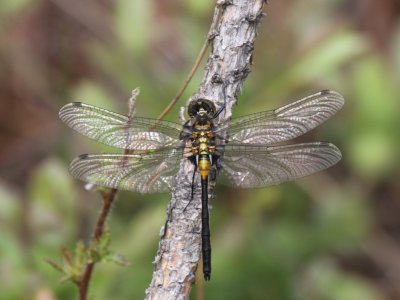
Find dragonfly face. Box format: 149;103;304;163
59;89;345;280
188;99;216;118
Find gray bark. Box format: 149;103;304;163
145;1;266;299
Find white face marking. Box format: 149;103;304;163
197;108;207;115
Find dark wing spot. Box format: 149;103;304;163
71;102;83;107
320;89;331;95
78;153;89;159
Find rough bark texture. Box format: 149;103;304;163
145;1;265;299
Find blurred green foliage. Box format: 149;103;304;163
1;0;399;299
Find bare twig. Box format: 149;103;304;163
79;188;117;300
145;1;266;299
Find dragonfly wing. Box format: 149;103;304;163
225;90;344;145
69;148;182;193
59;102;183;150
220;142;341;188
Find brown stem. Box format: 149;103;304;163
79;188;117;300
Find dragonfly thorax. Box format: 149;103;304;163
190;130;216;155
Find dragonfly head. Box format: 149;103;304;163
188;99;216;118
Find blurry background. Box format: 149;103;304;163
1;0;400;299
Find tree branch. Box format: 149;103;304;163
145;1;266;299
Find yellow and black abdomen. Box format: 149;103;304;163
195;131;215;180
198;154;211;180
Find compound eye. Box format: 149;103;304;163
187;101;199;117
203;103;212;114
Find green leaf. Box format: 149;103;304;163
46;259;65;273
75;241;86;270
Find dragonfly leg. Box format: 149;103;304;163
182;164;198;213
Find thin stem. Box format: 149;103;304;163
79;188;117;300
155;5;223;122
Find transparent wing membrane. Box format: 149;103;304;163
59;102;182;150
69;148;182;193
225;90;344;145
61;90;344;192
220;142;342;188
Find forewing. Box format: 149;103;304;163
225;90;344;145
220;142;341;188
69;148;182;193
59;102;182;150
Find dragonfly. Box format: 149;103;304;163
59;89;344;281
